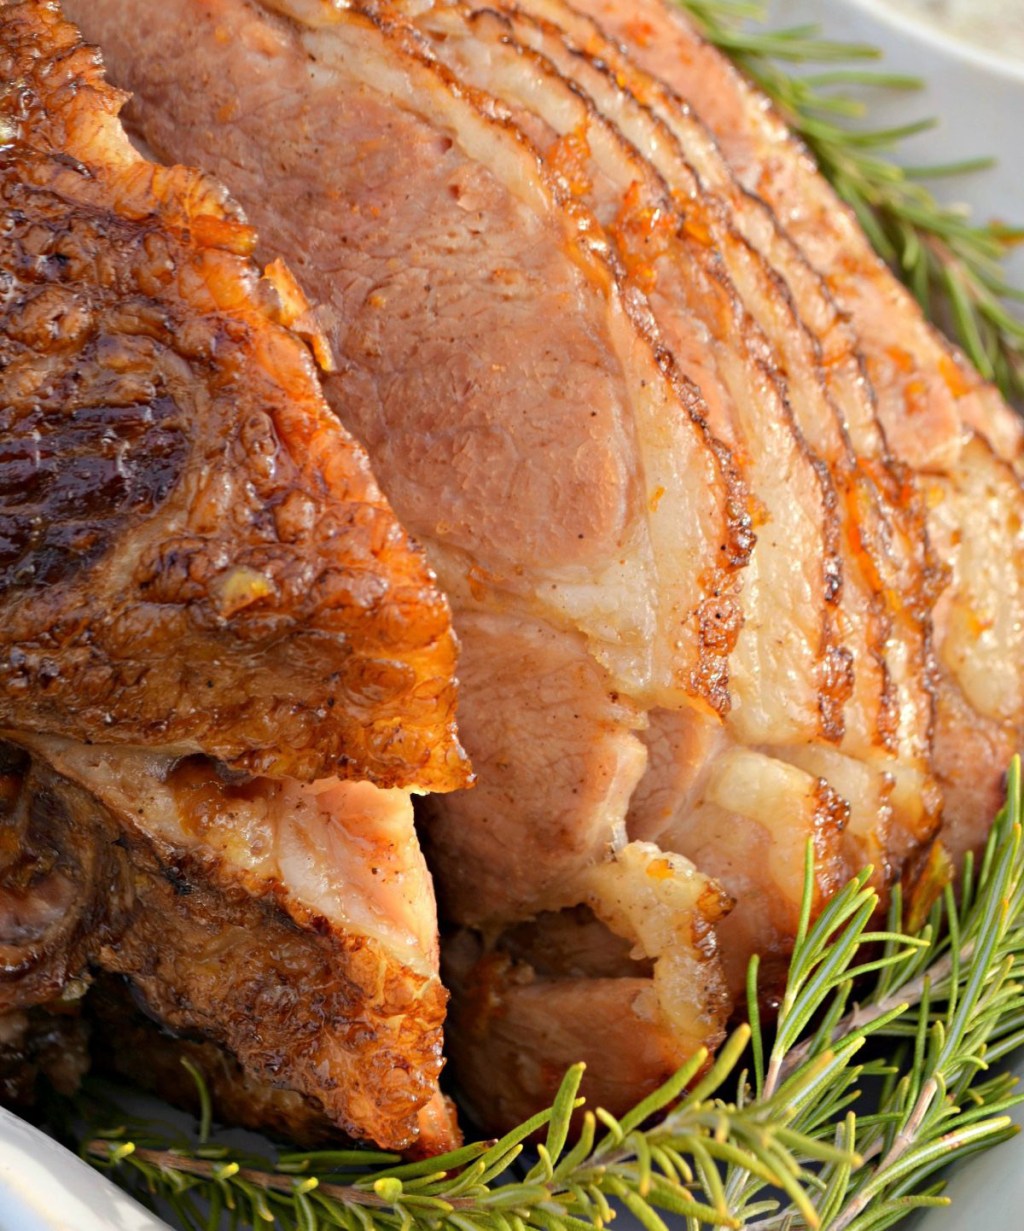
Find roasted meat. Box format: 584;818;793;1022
0;0;468;1153
567;0;1024;863
74;0;757;1120
54;0;946;1129
0;738;456;1149
25;0;1024;1135
86;975;344;1149
0;0;468;790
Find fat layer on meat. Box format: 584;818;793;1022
578;0;1024;862
54;0;1024;1133
0;0;467;1154
0;737;455;1151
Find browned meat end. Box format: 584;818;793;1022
0;0;468;791
0;738;457;1153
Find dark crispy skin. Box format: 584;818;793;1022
0;0;468;790
89;975;460;1159
0;1005;89;1107
88;977;343;1149
0;742;453;1152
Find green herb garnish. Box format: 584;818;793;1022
680;0;1024;403
75;757;1024;1229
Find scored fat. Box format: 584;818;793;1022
580;0;1024;861
50;0;1024;1133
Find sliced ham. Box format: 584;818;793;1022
576;0;1024;860
31;0;1024;1134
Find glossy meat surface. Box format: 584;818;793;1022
0;0;468;790
44;0;1024;1135
577;0;1024;861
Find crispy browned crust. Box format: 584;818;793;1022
86;977;459;1157
87;977;345;1148
0;743;454;1151
0;0;469;790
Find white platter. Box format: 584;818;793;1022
0;1107;172;1231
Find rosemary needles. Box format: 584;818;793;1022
79;759;1024;1230
678;0;1024;404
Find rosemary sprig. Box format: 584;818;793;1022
677;0;1024;404
77;758;1024;1230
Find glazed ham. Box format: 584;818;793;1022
0;0;468;1153
566;0;1024;862
12;0;1023;1136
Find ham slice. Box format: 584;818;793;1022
574;0;1024;859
